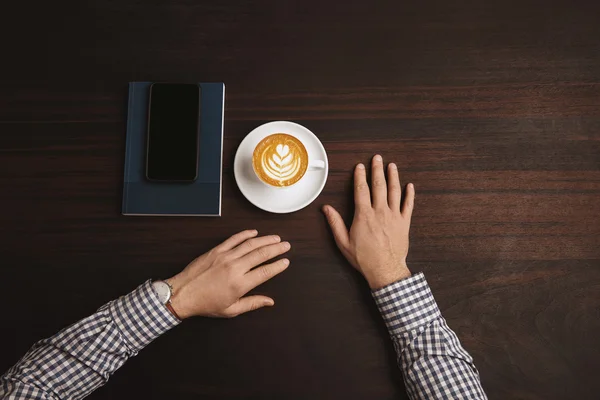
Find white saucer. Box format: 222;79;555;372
234;121;329;214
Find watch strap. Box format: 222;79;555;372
166;301;182;320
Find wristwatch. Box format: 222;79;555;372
151;280;181;320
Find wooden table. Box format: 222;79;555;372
1;0;599;399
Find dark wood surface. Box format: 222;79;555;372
1;0;599;399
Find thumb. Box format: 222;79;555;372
322;205;350;250
225;296;274;317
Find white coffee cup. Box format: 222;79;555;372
234;121;329;213
252;132;326;188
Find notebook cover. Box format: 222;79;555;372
122;82;224;216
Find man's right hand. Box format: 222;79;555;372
166;230;291;319
322;155;415;290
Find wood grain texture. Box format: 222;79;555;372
1;0;599;399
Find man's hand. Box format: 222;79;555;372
165;230;290;319
323;155;415;289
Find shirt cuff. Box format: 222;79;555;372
372;272;441;338
109;280;181;352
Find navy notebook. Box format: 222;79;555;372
122;82;225;216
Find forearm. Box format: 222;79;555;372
373;273;486;400
0;281;179;400
0;229;291;400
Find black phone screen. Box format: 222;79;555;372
146;83;200;181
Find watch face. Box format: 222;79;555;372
152;281;171;304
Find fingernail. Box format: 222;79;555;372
357;163;365;169
265;299;274;306
390;163;397;169
251;229;258;234
374;154;382;162
409;183;414;189
282;258;290;265
273;235;281;242
282;242;291;250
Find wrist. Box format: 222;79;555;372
367;262;411;290
165;275;192;320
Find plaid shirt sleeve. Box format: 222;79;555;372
372;272;487;400
0;280;180;400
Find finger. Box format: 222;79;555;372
214;230;258;253
371;155;387;208
243;258;290;291
239;241;291;271
230;234;281;259
387;163;401;211
402;183;415;219
322;205;350;250
224;295;274;318
354;163;371;208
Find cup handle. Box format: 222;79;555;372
308;160;326;170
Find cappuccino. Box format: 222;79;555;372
252;133;308;187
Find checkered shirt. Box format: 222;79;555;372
373;272;487;399
0;281;179;399
2;274;485;399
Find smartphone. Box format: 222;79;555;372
146;83;200;182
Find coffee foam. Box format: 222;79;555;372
252;133;308;187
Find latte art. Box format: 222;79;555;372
252;133;308;187
264;143;301;180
